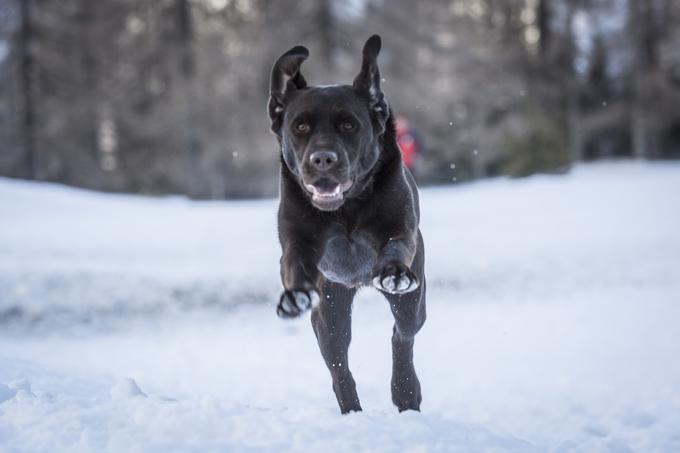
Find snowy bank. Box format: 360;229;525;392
1;161;680;452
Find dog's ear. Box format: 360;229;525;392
268;45;309;134
353;35;388;127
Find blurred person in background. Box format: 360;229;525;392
395;114;423;171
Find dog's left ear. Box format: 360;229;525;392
268;45;309;134
353;35;388;128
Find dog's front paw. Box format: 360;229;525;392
372;263;419;294
277;289;320;319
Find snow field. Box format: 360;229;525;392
1;161;680;452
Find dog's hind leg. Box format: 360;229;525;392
311;280;361;414
383;240;426;412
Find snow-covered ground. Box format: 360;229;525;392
1;162;679;452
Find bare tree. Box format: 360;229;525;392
18;0;35;178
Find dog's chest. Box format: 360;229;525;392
317;227;377;288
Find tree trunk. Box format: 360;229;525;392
18;0;35;179
567;83;583;162
563;3;583;162
317;0;334;73
174;0;202;197
629;0;661;159
537;0;552;56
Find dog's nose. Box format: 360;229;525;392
309;151;338;171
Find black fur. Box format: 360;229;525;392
268;35;426;413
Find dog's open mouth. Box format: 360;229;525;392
304;179;353;208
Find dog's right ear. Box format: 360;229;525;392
268;46;309;134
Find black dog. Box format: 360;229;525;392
268;35;426;413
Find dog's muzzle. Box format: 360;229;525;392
304;178;353;209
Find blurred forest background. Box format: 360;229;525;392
0;0;679;198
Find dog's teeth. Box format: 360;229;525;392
316;187;340;198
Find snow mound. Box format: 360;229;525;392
1;379;537;452
0;383;16;403
110;378;147;400
8;378;31;392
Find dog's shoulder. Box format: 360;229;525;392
364;152;420;225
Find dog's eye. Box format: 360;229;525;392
295;122;310;134
341;121;355;132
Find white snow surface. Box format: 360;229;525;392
1;161;680;452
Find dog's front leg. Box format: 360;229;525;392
277;240;320;318
376;231;426;412
372;234;420;294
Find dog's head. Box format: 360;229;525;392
268;35;390;211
